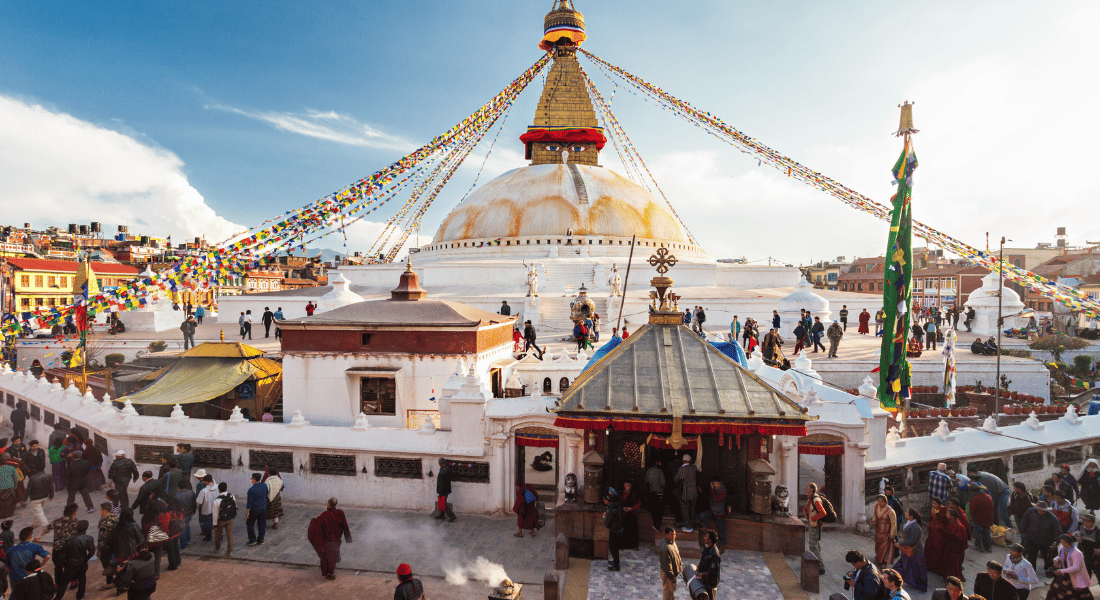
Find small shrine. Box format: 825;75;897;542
551;247;814;557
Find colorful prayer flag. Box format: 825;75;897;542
878;139;917;408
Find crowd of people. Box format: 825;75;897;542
840;460;1100;600
0;421;431;600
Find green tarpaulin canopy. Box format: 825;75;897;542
120;358;256;405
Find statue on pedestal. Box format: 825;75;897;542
609;264;622;297
563;473;578;503
771;484;790;517
525;263;539;297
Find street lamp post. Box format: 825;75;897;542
995;236;1008;423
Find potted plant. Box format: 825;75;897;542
919;409;929;418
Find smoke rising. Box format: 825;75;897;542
442;555;510;588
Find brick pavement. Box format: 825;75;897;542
586;547;783;600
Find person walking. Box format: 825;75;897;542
893;508;928;593
839;305;849;331
620;481;641;550
793;321;807;354
927;463;952;505
645;460;667;532
26;469;52;531
603;489;624;572
522;320;544;360
499;300;510;316
53;519;94;600
1048;533;1091;599
855;308;870;334
674;455;698;532
658;527;682;600
116;545;156;600
873;494;898;567
172;444;194;488
1074;512;1099;582
106;451;138;508
8;527;51;586
180;316;196;350
307;498;352;580
130;471;164;515
970;486;995;553
730;316;741;344
243;310;253;340
262;469;284;531
811;317;826;353
9;403;28;442
23;439;44;477
827;320;844;358
875;308;886;336
513;482;540;537
245;473;267;547
697;530;722;600
394;563;424;600
941;508;969;581
81;439;104;493
194;304;204;325
805;483;828;573
1002;542;1039;600
194;473;217;543
64;451;94;513
95;502;118;591
238;311;246;337
772;310;781;330
108;509;143;570
261;307;274;338
212;482;236;557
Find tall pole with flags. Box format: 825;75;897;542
70;280;90;391
879;102;919;430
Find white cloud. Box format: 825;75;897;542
210;104;412;152
0;95;243;242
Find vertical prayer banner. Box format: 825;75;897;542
942;327;957;406
878;139;917;408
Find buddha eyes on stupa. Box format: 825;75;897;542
544;145;561;151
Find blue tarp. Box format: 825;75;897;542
708;341;748;368
581;335;623;373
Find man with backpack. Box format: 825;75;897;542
212;482;236;557
804;483;831;573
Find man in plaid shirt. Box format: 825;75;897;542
927;463;952;504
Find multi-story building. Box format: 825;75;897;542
3;258;139;313
803;257;850;291
243;267;284;293
837;257;885;294
910;264;988;310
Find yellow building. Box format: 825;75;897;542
6;258;139;312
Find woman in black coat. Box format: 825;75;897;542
1080;460;1100;511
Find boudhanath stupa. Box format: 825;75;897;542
218;6;871;332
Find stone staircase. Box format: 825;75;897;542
541;262;595;293
538;297;576;330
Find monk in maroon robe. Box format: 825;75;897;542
940;508;969;581
924;499;948;575
513;483;540;537
308;498;352;579
947;498;972;542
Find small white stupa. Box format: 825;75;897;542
964;273;1026;336
316;272;363;313
118;267;181;332
777;278;831;338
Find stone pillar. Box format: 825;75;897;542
849;442;871;531
491;432;509;513
774;437;798;494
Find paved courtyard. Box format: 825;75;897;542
586;547;782;600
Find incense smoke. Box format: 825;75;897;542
442;555;510;588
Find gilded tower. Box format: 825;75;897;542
519;1;606;167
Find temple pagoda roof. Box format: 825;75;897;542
552;323;813;436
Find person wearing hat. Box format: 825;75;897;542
1002;542;1040;598
969;485;995;553
826;319;844;358
1019;500;1061;573
394;563;424;600
106;451;138;508
195;473;218;543
1073;512;1098;583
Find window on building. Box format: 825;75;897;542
59;276;67;287
19;275;29;287
34;275;42;287
96;278;103;288
841;283;848;291
46;276;56;287
857;283;863;292
48;298;56;307
20;298;29;308
359;377;396;415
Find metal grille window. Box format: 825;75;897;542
865;468;907;502
375;457;423;479
1055;446;1083;466
72;426;88;442
30;405;40;421
966;458;1008;482
359;378;396;415
58;418;70;432
310;453;356;476
44;411;55;426
94;434;108;458
134;445;173;464
249;450;294;473
449;461;490;483
193;448;233;470
5;394;12;407
1013;452;1044;474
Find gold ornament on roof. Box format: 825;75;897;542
895;101;918;137
648;247;677;274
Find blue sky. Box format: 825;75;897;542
1;1;1097;264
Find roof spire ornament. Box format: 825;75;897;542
540;1;586;51
647;247;681;324
895;101;918;137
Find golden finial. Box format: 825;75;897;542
895;101;918;137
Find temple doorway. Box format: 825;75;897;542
797;433;845;518
515;427;559;506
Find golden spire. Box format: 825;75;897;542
539;1;586;51
72;253;100;297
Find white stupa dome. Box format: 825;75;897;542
964;273;1024;310
778;278;830;312
317;272;363;312
432;164;690;244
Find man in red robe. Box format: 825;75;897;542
514;482;540;537
307;497;352;580
941;508;969;581
947;498;972;542
924;499;948;575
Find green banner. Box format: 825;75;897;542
878;140;917;408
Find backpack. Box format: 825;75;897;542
217;494;238;522
524;488;537;504
815;494;838;523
